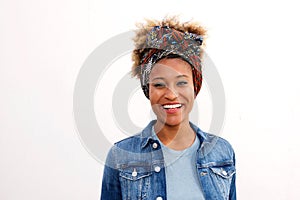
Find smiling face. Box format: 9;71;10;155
149;58;195;127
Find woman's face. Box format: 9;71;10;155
149;58;195;127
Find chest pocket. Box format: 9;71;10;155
119;164;152;200
209;164;236;199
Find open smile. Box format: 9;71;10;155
161;103;183;114
162;103;182;109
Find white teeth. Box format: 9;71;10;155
163;104;182;109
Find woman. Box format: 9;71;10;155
101;16;236;200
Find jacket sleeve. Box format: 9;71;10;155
229;151;237;200
100;147;122;200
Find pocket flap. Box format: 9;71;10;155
210;165;236;179
119;165;152;181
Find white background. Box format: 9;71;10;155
1;0;300;199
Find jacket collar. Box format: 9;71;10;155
140;120;206;149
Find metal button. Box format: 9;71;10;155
154;166;161;173
132;168;137;177
152;142;158;149
222;170;228;176
156;197;163;200
200;172;207;176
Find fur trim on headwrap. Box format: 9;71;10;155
139;26;203;98
131;16;207;99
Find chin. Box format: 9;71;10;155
158;116;185;127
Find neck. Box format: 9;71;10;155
154;120;196;150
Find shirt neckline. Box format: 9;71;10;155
151;126;200;155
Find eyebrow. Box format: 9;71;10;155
151;74;189;81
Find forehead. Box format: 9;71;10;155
150;58;193;78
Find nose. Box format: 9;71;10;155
164;86;178;100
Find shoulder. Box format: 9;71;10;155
205;132;234;151
113;133;143;150
105;131;153;169
205;133;235;164
107;130;148;161
194;125;235;163
112;120;155;151
192;122;234;151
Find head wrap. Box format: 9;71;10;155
139;26;203;99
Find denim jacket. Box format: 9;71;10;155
101;120;236;200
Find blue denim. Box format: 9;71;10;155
101;120;236;200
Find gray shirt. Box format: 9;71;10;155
152;127;205;200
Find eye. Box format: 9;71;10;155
177;81;188;86
152;82;166;88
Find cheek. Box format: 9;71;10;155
148;87;155;103
179;85;194;96
187;82;195;97
149;87;162;102
179;86;195;108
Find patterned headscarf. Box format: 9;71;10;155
139;26;203;99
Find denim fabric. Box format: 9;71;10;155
101;120;236;200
